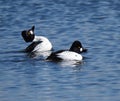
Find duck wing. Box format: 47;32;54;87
25;41;42;52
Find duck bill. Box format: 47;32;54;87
80;47;87;53
82;48;87;52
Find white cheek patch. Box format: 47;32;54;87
80;48;83;52
30;30;34;35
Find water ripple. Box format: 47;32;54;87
0;0;120;101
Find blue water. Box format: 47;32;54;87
0;0;120;101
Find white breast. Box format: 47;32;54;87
32;36;52;52
57;51;83;61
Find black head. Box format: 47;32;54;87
69;40;87;53
21;26;35;42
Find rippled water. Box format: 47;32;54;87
0;0;120;101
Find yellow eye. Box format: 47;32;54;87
27;31;31;35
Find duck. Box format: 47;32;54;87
21;26;52;53
46;40;87;61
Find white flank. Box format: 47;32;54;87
57;51;83;61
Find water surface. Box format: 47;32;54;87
0;0;120;101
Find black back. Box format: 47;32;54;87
21;26;35;42
46;50;65;61
25;41;42;52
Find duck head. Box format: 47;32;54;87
21;26;35;42
69;40;87;53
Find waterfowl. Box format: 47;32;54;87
46;40;87;61
21;26;52;52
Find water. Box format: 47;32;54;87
0;0;120;101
